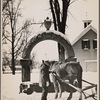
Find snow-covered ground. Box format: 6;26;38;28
2;70;98;100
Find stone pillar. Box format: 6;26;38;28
20;59;32;82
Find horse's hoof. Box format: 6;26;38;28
59;95;61;98
58;94;62;98
67;97;71;100
54;96;57;99
54;95;58;99
67;98;71;100
54;97;57;99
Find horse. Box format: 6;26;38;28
39;60;83;100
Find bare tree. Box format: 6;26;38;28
2;0;12;11
2;50;10;73
49;0;75;61
2;0;35;74
2;0;10;42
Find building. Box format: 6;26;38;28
72;20;97;72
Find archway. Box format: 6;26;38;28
22;30;75;58
20;30;75;82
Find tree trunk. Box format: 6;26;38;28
58;25;66;62
12;33;15;75
49;0;70;62
58;43;65;61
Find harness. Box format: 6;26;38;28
50;71;81;92
43;60;80;81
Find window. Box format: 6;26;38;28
88;22;90;25
84;22;90;28
93;39;97;49
84;23;87;28
82;39;90;50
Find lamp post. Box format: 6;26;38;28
44;17;51;30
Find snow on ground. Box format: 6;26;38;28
2;71;98;100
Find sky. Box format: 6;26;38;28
3;0;98;62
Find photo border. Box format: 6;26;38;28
1;0;99;100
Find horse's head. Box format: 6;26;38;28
66;62;80;86
39;60;51;87
40;60;51;73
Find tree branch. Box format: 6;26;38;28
14;39;24;58
3;32;12;43
49;0;57;30
2;0;12;11
14;31;23;48
61;0;70;33
54;0;61;30
15;21;36;37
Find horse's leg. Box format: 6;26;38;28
58;81;63;98
41;86;48;100
67;93;73;100
53;80;59;99
51;74;59;99
78;66;83;100
79;92;82;100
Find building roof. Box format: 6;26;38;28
71;25;97;45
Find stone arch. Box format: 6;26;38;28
20;30;76;82
22;30;75;59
